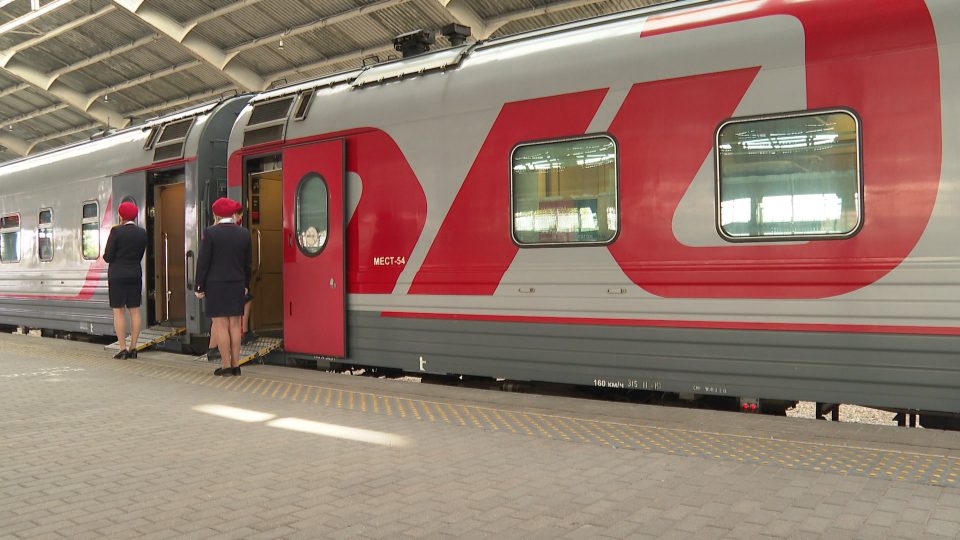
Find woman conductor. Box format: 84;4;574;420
194;197;251;376
103;200;148;359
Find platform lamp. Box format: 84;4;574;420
31;0;39;11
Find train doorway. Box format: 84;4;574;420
246;156;284;336
150;170;186;325
282;139;346;357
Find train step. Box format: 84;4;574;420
196;336;283;366
104;325;186;352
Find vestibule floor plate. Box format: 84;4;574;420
196;336;283;366
104;325;186;352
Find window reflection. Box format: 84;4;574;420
296;174;328;256
38;209;53;262
717;111;860;239
0;214;19;263
512;136;618;245
81;202;99;260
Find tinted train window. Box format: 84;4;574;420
38;208;53;262
716;110;861;240
81;202;99;260
511;135;618;245
0;213;20;263
295;173;328;256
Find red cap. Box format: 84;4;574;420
118;201;138;220
212;197;241;218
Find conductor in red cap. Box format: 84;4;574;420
103;199;148;359
194;197;251;376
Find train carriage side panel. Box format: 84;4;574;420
234;0;960;414
0;131;154;334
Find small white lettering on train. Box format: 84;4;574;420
373;256;407;266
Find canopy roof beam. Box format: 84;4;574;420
437;0;489;39
110;0;264;91
0;132;30;156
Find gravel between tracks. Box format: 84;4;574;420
787;401;899;426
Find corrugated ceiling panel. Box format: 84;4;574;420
155;0;232;23
470;0;535;20
7;89;56;111
368;1;447;38
336;16;398;45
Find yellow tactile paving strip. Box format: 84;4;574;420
8;338;960;487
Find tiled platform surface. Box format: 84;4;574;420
3;332;960;539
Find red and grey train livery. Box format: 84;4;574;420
2;0;959;423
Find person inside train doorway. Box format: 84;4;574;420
103;200;148;359
205;293;255;360
194;197;252;376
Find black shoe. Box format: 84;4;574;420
232;366;241;376
113;349;128;360
127;348;137;359
207;347;221;360
241;331;258;345
214;367;229;376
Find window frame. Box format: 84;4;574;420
294;172;329;257
293;89;315;122
243;96;295;145
0;212;21;264
143;125;161;150
81;200;99;260
509;132;620;248
38;207;53;262
714;107;864;243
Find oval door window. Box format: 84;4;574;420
295;173;328;256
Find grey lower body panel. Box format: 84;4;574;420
0;296;114;336
343;311;960;414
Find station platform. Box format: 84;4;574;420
3;332;960;539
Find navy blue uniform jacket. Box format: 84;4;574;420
103;223;147;280
194;223;252;292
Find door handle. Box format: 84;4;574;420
255;229;262;274
163;232;170;321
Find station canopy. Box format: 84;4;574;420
0;0;671;164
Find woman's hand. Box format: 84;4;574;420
194;291;205;299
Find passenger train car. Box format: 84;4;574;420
0;96;249;336
2;0;959;423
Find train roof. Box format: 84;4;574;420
252;0;716;101
0;96;249;171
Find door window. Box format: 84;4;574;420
295;173;328;256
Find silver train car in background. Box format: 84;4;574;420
0;96;249;338
2;0;960;426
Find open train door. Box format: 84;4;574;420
282;139;346;357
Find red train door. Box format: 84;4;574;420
282;139;346;357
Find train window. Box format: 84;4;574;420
295;173;328;256
38;208;53;262
153;118;194;162
511;135;618;246
143;126;160;150
244;97;295;147
716;110;862;240
0;213;20;263
293;90;314;121
81;202;99;260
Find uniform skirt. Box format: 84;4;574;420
108;277;142;308
204;280;246;318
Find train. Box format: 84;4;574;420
2;0;959;425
